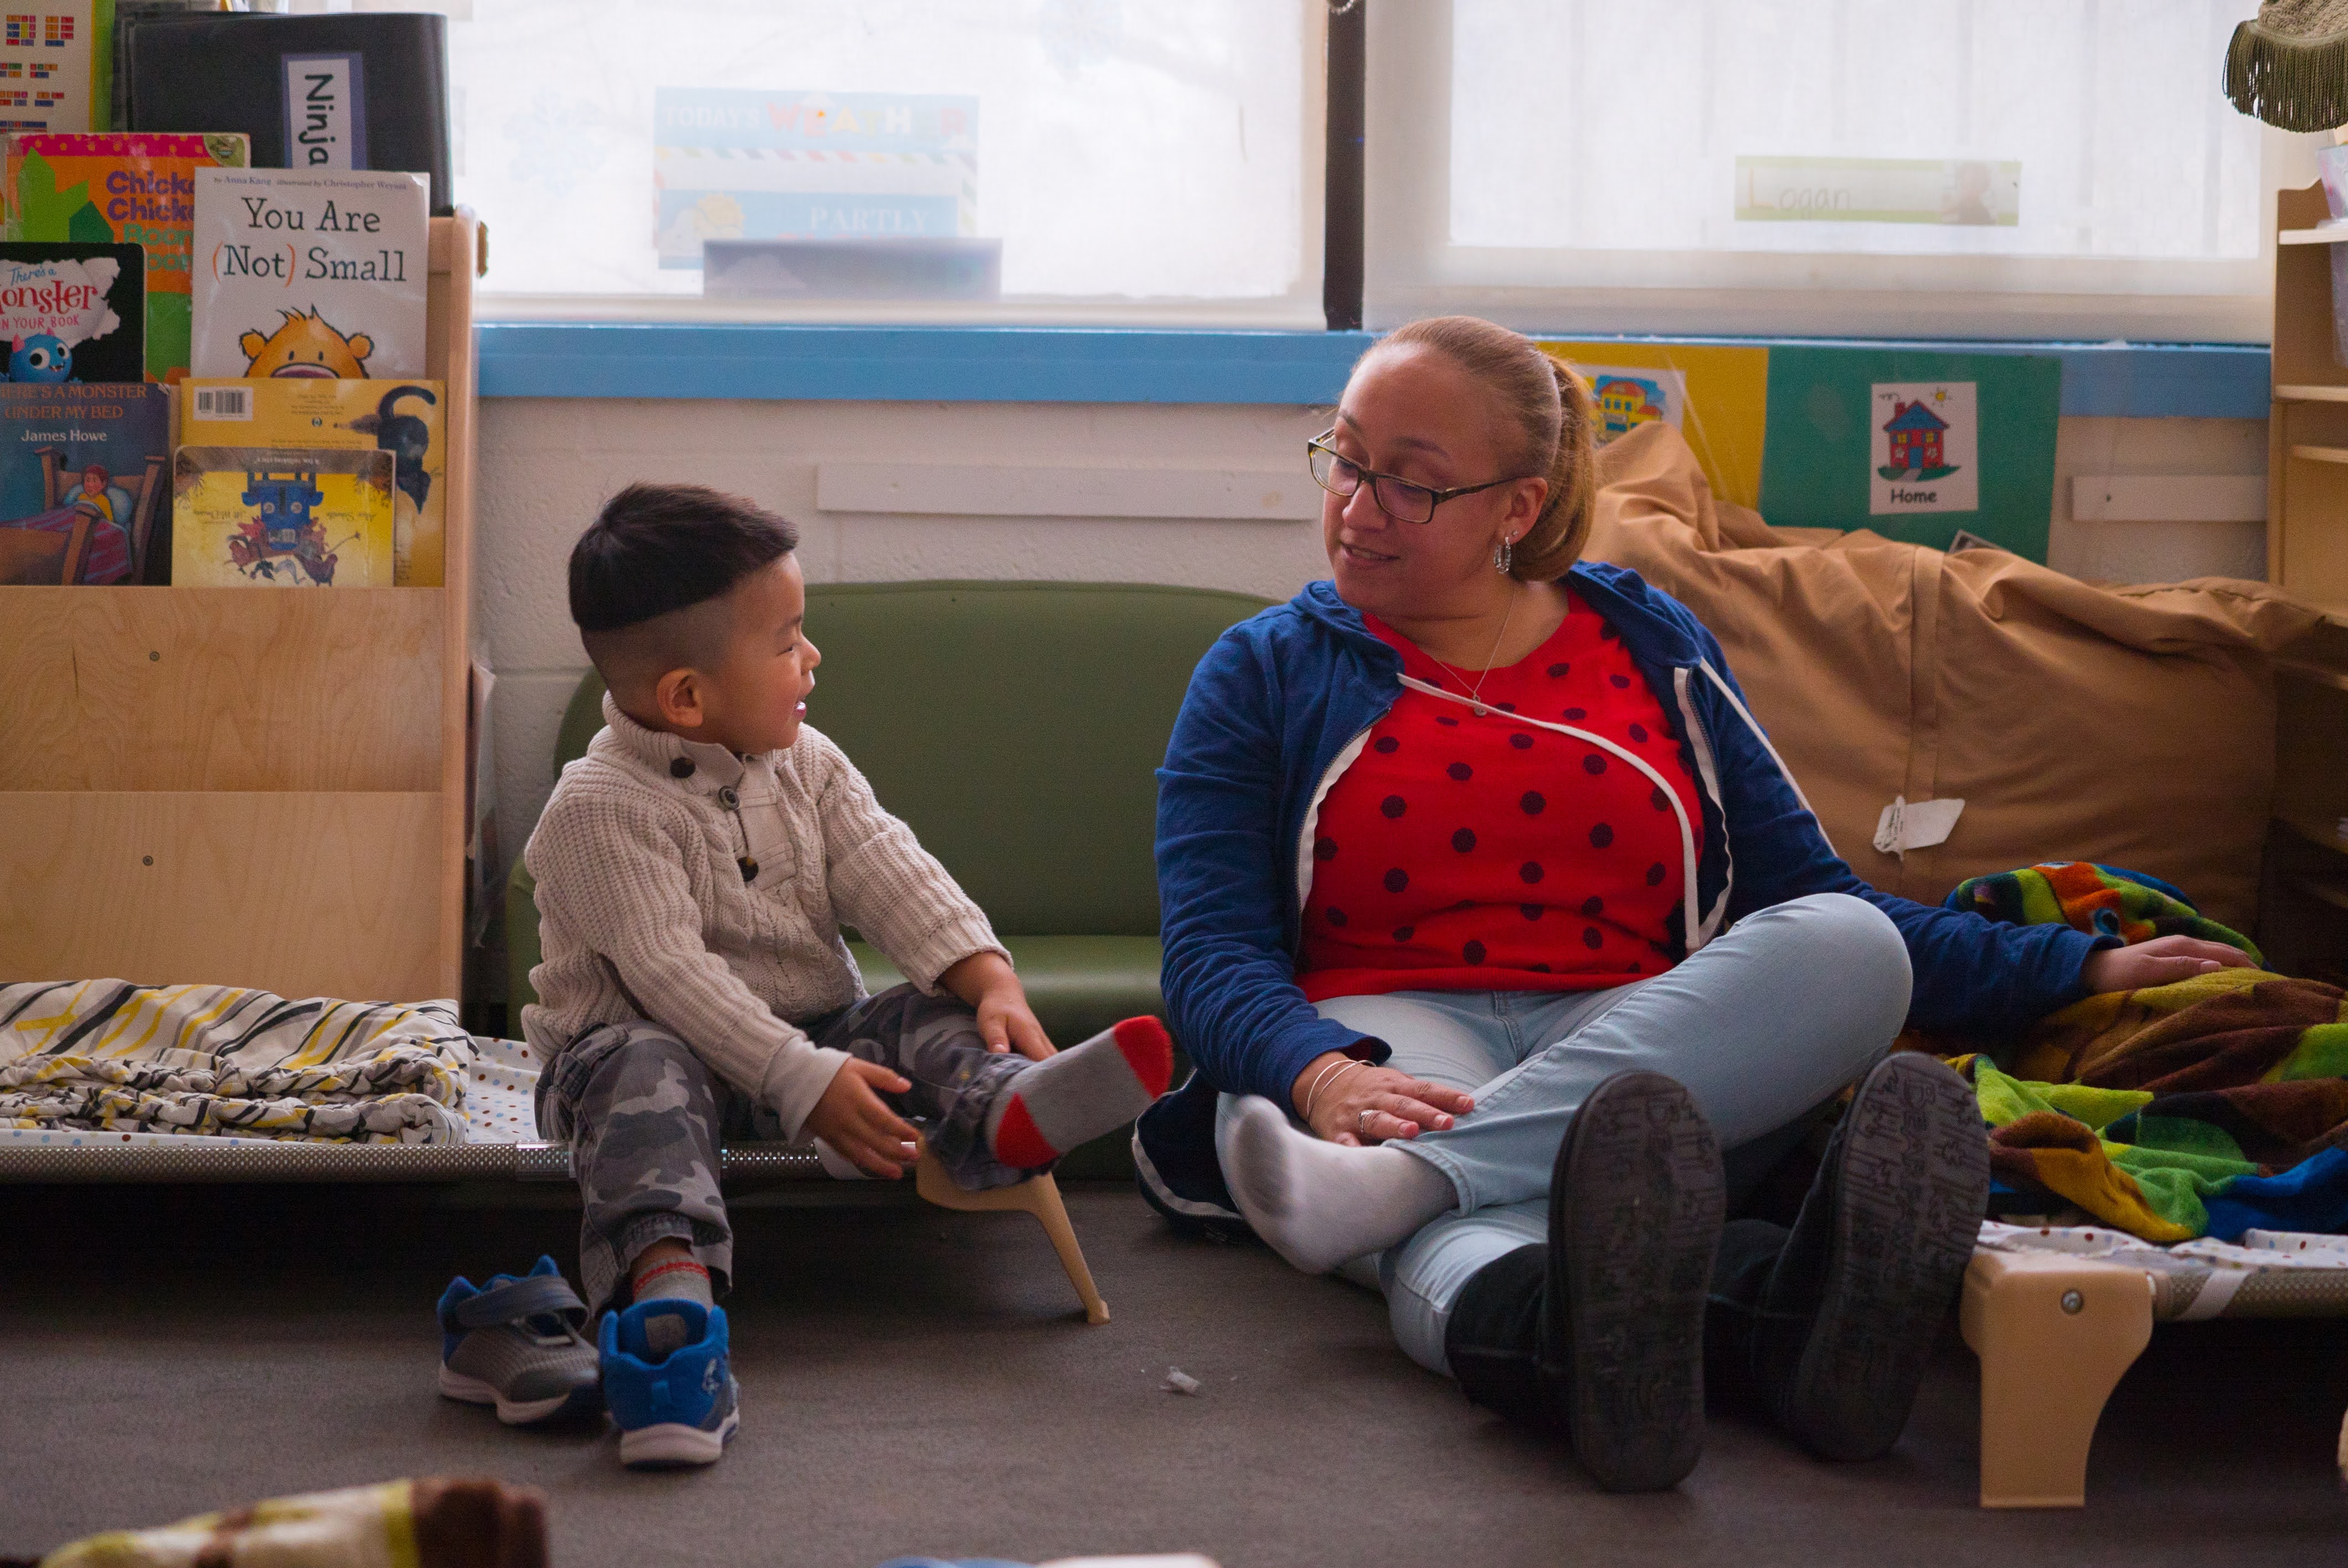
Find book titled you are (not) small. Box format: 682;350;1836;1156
191;165;428;382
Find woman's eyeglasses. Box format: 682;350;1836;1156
1306;432;1532;525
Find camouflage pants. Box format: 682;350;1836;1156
535;983;1032;1314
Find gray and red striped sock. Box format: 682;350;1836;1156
985;1016;1173;1169
629;1256;712;1358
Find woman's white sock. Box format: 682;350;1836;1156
1219;1095;1456;1274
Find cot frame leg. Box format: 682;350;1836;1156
1958;1249;2154;1508
915;1148;1111;1324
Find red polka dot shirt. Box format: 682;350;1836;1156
1296;594;1705;1002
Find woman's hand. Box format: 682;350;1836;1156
2080;935;2257;994
1290;1050;1475;1147
940;950;1055;1060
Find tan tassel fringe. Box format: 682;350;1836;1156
2228;17;2348;132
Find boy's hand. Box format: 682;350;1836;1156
805;1059;920;1178
941;950;1057;1060
977;987;1053;1061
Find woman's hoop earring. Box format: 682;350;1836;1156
1494;535;1514;575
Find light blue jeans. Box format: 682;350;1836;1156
1293;892;1912;1375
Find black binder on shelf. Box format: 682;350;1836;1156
125;13;452;214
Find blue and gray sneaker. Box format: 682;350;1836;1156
435;1255;603;1425
600;1298;740;1468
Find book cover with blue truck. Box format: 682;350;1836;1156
170;443;394;587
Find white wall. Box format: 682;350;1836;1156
476;397;2270;890
477;397;1332;880
2046;415;2268;585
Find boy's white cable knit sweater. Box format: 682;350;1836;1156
522;694;1007;1141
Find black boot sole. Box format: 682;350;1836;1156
1783;1052;1990;1462
1544;1071;1725;1493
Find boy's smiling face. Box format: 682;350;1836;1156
651;554;820;755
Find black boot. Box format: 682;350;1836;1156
1701;1216;1790;1411
1444;1241;1549;1428
1743;1052;1990;1461
1443;1074;1726;1492
1543;1070;1726;1492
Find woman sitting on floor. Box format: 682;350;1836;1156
1137;315;2251;1492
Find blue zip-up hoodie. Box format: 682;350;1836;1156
1138;565;2113;1223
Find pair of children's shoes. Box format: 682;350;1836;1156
436;1257;737;1468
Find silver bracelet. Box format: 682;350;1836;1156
1304;1057;1369;1125
1299;1056;1349;1122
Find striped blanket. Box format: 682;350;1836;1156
1944;865;2348;1242
0;981;475;1144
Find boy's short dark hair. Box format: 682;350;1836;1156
569;482;799;634
569;483;800;702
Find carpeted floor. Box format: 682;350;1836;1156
3;1181;2343;1568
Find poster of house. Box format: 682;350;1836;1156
1573;363;1689;448
1869;382;1978;515
651;88;979;271
1754;347;2056;560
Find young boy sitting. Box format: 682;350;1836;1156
501;483;1172;1468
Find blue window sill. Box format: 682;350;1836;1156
475;322;2272;420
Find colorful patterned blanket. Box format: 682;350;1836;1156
0;981;475;1143
1945;864;2348;1242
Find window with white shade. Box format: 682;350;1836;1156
436;0;1324;324
1371;0;2310;341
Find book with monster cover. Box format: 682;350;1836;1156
0;380;169;583
0;241;145;383
190;166;426;381
3;130;251;383
184;376;444;585
170;443;393;587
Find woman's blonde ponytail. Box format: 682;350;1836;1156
1513;356;1595;582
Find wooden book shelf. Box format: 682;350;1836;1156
2271;183;2348;616
0;212;481;1003
2262;189;2348;982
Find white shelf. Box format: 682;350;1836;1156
2290;444;2348;465
2280;224;2348;245
2277;384;2348;402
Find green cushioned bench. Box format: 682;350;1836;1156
506;580;1272;1174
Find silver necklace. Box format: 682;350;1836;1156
1424;584;1522;716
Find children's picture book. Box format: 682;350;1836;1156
3;130;251;382
0;380;169;583
183;376;444;586
190;166;427;381
0;240;142;382
171;443;394;587
0;2;97;135
125;10;456;212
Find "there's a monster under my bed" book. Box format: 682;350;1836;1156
184;376;444;586
189;166;426;382
170;443;394;587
